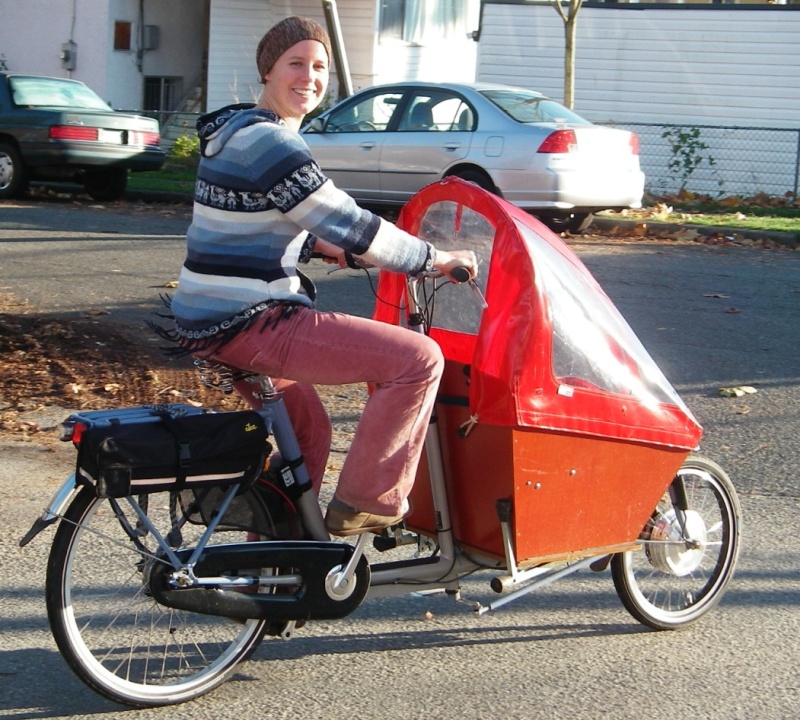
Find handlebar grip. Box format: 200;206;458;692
343;251;362;270
450;266;471;283
311;251;365;269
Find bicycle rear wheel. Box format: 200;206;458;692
611;454;741;630
46;481;299;707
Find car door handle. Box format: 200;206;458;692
359;141;377;150
443;142;461;151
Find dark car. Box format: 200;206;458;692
0;73;165;201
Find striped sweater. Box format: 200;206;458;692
169;104;429;344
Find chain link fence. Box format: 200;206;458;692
145;110;201;148
153;112;800;202
605;122;800;201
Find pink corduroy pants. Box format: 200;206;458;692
206;305;444;516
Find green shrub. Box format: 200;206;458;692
167;135;201;171
661;127;720;194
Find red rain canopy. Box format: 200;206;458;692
373;177;702;450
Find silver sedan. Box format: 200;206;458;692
302;81;644;233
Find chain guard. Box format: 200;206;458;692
149;540;370;621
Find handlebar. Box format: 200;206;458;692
314;252;476;281
431;263;488;310
312;251;486;307
450;266;471;284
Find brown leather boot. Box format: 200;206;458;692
325;498;404;536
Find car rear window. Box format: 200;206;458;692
10;77;112;111
481;89;587;125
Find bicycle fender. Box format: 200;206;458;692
19;473;80;547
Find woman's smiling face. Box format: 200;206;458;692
260;39;329;130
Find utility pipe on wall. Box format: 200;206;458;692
321;0;353;99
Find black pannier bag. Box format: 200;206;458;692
69;404;271;498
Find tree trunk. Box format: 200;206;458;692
552;0;583;110
564;13;577;109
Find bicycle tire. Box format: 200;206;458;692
611;453;741;630
45;482;299;707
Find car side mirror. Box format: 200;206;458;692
305;117;325;133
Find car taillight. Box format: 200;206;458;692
49;125;99;141
130;130;161;147
537;129;577;154
629;133;640;155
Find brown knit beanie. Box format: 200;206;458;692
256;16;332;81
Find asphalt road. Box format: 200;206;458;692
1;198;799;719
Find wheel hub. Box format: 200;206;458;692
646;509;707;576
0;155;13;189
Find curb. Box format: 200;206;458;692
124;189;194;205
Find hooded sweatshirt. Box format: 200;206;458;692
169;104;430;346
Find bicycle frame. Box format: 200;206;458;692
235;273;607;611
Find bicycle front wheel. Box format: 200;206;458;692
45;483;293;707
611;454;742;630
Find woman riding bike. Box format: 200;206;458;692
157;17;477;536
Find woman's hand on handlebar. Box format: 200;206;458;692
433;249;478;284
311;238;347;268
432;249;487;308
312;239;374;270
311;238;475;280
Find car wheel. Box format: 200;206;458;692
0;141;29;200
539;212;593;234
84;168;128;201
449;169;496;194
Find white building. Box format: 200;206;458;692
6;0;794;128
476;0;800;129
0;0;480;114
0;0;205;113
475;1;800;196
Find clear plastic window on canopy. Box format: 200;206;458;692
517;221;689;412
413;200;494;335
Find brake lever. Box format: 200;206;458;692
467;280;488;309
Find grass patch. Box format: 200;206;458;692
662;193;800;232
603;191;800;234
129;168;196;195
665;212;800;234
129;137;200;195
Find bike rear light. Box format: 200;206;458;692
60;419;87;446
537;129;578;154
49;125;99;141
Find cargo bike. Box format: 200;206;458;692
21;178;741;707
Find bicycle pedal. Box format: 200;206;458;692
372;530;417;552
